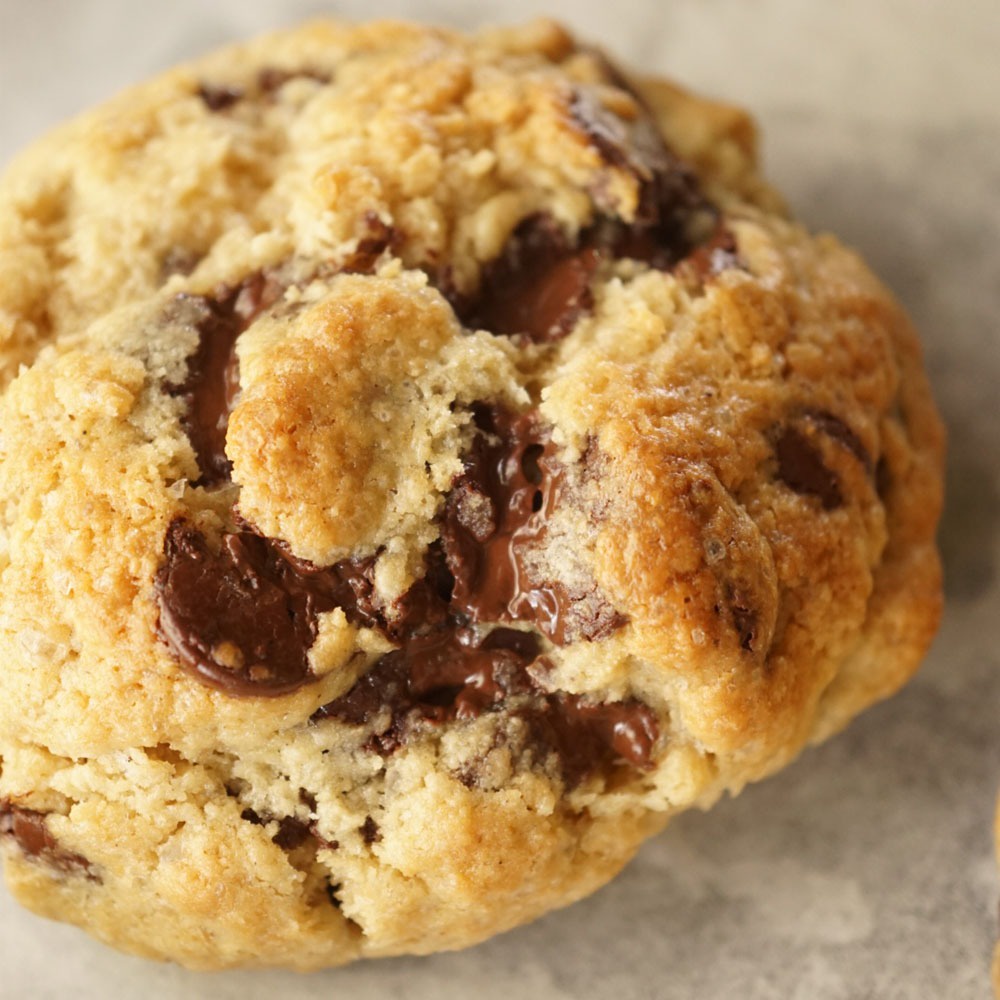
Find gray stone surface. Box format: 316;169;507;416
1;1;997;996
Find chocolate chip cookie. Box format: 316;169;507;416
0;18;944;970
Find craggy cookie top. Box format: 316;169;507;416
0;18;943;970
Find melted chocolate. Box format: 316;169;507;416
312;624;656;788
198;83;244;112
313;626;541;751
519;694;659;790
169;273;283;487
157;405;649;785
467;215;599;342
341;212;399;275
456;184;716;344
440;407;624;643
0;801;98;880
569;82;717;265
155;519;381;695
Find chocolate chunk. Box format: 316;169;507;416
726;585;759;652
675;225;743;284
341;212;399;275
168;272;283;487
0;800;98;880
775;426;842;509
155;519;380;696
155;514;453;698
197;83;244;112
240;807;315;850
875;455;892;499
803;410;873;472
272;816;313;851
158;393;648;786
440;75;718;340
313;624;657;788
569;84;716;266
466;215;599;342
775;411;874;509
360;817;382;844
519;694;659;789
440;406;625;643
312;626;540;750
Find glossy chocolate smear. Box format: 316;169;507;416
0;801;99;880
157;398;649;784
313;625;658;788
518;693;659;790
156;518;382;696
569;83;718;268
465;215;600;342
313;626;541;752
440;406;625;643
169;272;283;487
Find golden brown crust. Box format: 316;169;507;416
0;17;943;970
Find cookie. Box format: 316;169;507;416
0;18;944;970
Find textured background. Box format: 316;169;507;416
1;2;998;997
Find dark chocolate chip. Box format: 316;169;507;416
726;585;759;652
0;800;99;881
312;626;540;748
875;455;892;499
167;272;283;487
519;694;659;789
198;83;244;112
803;410;873;473
775;411;874;509
440;406;626;644
312;623;656;789
155;519;380;696
464;215;599;342
240;806;316;850
675;225;743;284
775;426;843;509
360;817;381;845
340;212;399;275
272;816;313;851
569;83;717;263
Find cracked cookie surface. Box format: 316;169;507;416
0;17;943;970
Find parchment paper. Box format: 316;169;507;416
1;2;997;997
